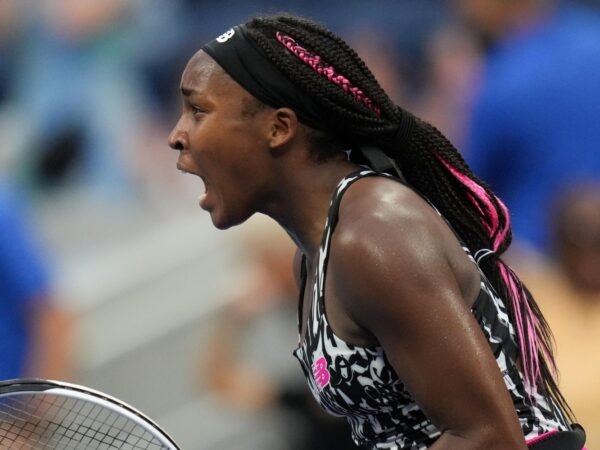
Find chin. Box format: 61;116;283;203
209;215;232;230
209;211;249;231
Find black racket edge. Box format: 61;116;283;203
0;378;181;449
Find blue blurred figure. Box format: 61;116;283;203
457;0;600;256
0;180;73;380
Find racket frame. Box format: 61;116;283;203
0;378;180;449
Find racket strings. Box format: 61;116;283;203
0;393;168;449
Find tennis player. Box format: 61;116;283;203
168;14;586;450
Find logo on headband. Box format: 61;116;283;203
216;28;235;43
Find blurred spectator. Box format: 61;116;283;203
0;179;74;380
518;183;600;449
0;0;21;105
0;1;26;173
5;0;148;202
411;23;483;148
349;25;410;105
202;215;357;449
457;0;600;256
143;0;448;121
552;184;600;295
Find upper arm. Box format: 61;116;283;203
329;191;524;447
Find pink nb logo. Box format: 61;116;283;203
312;356;330;389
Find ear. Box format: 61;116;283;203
268;107;299;150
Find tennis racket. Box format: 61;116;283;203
0;378;180;449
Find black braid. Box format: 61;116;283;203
402;118;573;421
246;15;399;141
401;119;507;251
245;13;573;421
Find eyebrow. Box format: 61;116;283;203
180;86;196;97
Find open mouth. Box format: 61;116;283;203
177;163;205;183
176;163;209;208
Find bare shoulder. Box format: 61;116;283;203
327;177;527;446
332;176;451;270
327;175;474;335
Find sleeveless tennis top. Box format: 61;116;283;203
293;169;570;449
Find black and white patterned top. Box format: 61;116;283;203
293;170;570;449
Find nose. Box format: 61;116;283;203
168;119;187;151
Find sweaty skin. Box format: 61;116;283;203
170;51;528;449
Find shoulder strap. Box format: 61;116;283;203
296;253;308;340
359;146;407;184
316;169;391;300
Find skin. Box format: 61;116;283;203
555;187;600;294
454;0;554;45
25;300;74;380
169;50;527;449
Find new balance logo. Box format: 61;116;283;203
216;29;235;43
312;356;331;389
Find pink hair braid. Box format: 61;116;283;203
275;31;381;116
436;155;556;399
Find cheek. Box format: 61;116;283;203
190;120;264;185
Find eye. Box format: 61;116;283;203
191;105;205;117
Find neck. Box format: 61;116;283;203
262;155;360;260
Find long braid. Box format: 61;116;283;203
246;13;573;420
401;119;572;417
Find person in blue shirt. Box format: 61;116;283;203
458;0;600;255
0;181;73;380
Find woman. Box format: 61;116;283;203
168;14;586;450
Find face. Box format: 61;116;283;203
556;191;600;293
453;0;514;46
168;51;275;229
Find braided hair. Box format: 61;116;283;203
244;13;572;419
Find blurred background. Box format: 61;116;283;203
0;0;598;448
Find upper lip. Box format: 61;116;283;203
176;163;193;175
